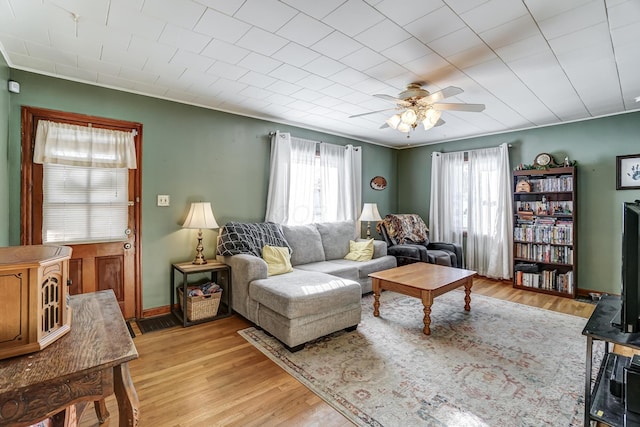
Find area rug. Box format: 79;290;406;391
239;290;602;427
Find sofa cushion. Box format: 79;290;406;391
250;270;361;319
344;239;374;261
316;221;356;260
294;262;359;282
217;222;290;257
262;245;293;276
327;256;397;279
281;224;325;266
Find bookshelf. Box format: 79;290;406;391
513;166;577;298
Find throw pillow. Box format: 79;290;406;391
262;245;293;276
344;239;374;261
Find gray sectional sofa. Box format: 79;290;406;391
217;221;396;351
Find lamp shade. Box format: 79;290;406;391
359;203;382;222
182;202;219;229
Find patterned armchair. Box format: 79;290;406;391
376;214;463;268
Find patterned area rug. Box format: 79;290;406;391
239;290;601;426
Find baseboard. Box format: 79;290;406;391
142;305;172;319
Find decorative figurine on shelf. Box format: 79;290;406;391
564;157;570;167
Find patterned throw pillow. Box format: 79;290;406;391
217;222;291;257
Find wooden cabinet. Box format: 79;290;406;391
0;245;72;360
512;166;577;298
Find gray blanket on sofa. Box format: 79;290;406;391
216;221;291;257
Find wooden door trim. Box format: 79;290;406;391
20;106;143;319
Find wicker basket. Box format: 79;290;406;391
177;287;222;321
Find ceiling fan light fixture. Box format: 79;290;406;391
400;108;417;124
422;119;435;131
425;109;442;125
397;122;412;133
386;114;401;129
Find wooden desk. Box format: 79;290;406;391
0;290;139;427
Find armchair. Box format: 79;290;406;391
376;214;463;268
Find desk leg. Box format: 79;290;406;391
94;399;109;423
372;279;380;317
584;336;593;427
114;362;140;427
463;278;472;311
421;291;433;335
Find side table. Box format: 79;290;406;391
170;261;232;327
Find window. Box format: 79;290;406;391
42;164;128;244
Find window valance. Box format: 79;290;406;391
34;120;137;169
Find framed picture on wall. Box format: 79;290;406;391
617;154;640;190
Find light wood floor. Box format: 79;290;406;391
78;278;608;426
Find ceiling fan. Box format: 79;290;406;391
349;83;485;136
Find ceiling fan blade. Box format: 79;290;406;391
418;86;464;104
432;103;486;112
434;118;446;127
379;123;390;129
374;94;410;106
349;108;397;118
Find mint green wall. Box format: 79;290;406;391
0;54;9;246
397;112;640;295
5;70;397;311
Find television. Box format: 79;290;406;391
619;201;640;333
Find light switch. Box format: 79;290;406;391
157;195;170;206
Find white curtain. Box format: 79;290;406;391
265;131;362;225
467;144;513;279
429;151;466;246
34;120;137;168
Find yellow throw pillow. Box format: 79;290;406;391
262;245;293;276
344;239;374;261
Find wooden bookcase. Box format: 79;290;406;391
512;166;577;298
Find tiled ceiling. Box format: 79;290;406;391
1;0;639;148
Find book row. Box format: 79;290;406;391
515;269;574;294
514;243;574;264
524;176;573;192
514;225;573;244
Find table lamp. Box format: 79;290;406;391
359;203;382;238
182;202;219;264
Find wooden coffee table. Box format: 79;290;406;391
369;263;477;335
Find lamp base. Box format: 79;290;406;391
366;222;372;239
192;230;208;265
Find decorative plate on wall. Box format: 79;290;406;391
370;176;387;190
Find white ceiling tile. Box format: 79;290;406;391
428;27;485;58
444;0;490;15
271;43;320;67
312;31;363;60
193;0;244;15
267;80;302;95
200;39;250;64
177;69;218;87
288;99;318;111
265;93;296;105
341;90;375;104
97;73;137;89
322;83;355;98
79;56;122;76
301;56;346;77
280;0;347;20
607;0;640;29
159;25;211;54
80;24;131;51
268;63;310;83
524;0;594;22
194;8;251;43
142;0;206;29
323;0;385;37
107;1;165;40
405;6;466;44
236;27;288;56
238;52;282;74
296;74;334;90
479;15;540;50
239;71;277;88
445;43;497;69
234;0;298;32
0;35;27;55
6;52;56;73
329;68;369;85
403;52;451;76
548;23;613;56
208;77;248;94
538;1;605;40
381;37;433;64
354;19;411;52
25;41;77;67
129;36;177;63
131;80;169;97
206;60;248;79
351;78;395;95
314;96;343;108
169;49;214;72
460;0;528;33
47;30;101;59
119;65;159;83
276;13;333;47
365;60;407;79
340;47;387;71
238;85;274;100
494;34;549;63
374;0;444;26
291;88;323;102
0;14;52;46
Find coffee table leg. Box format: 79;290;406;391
464;278;472;311
372;279;380;317
421;291;433;335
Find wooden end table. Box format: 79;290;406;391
369;263;477;335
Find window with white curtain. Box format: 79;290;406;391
265;131;362;225
35;120;136;244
